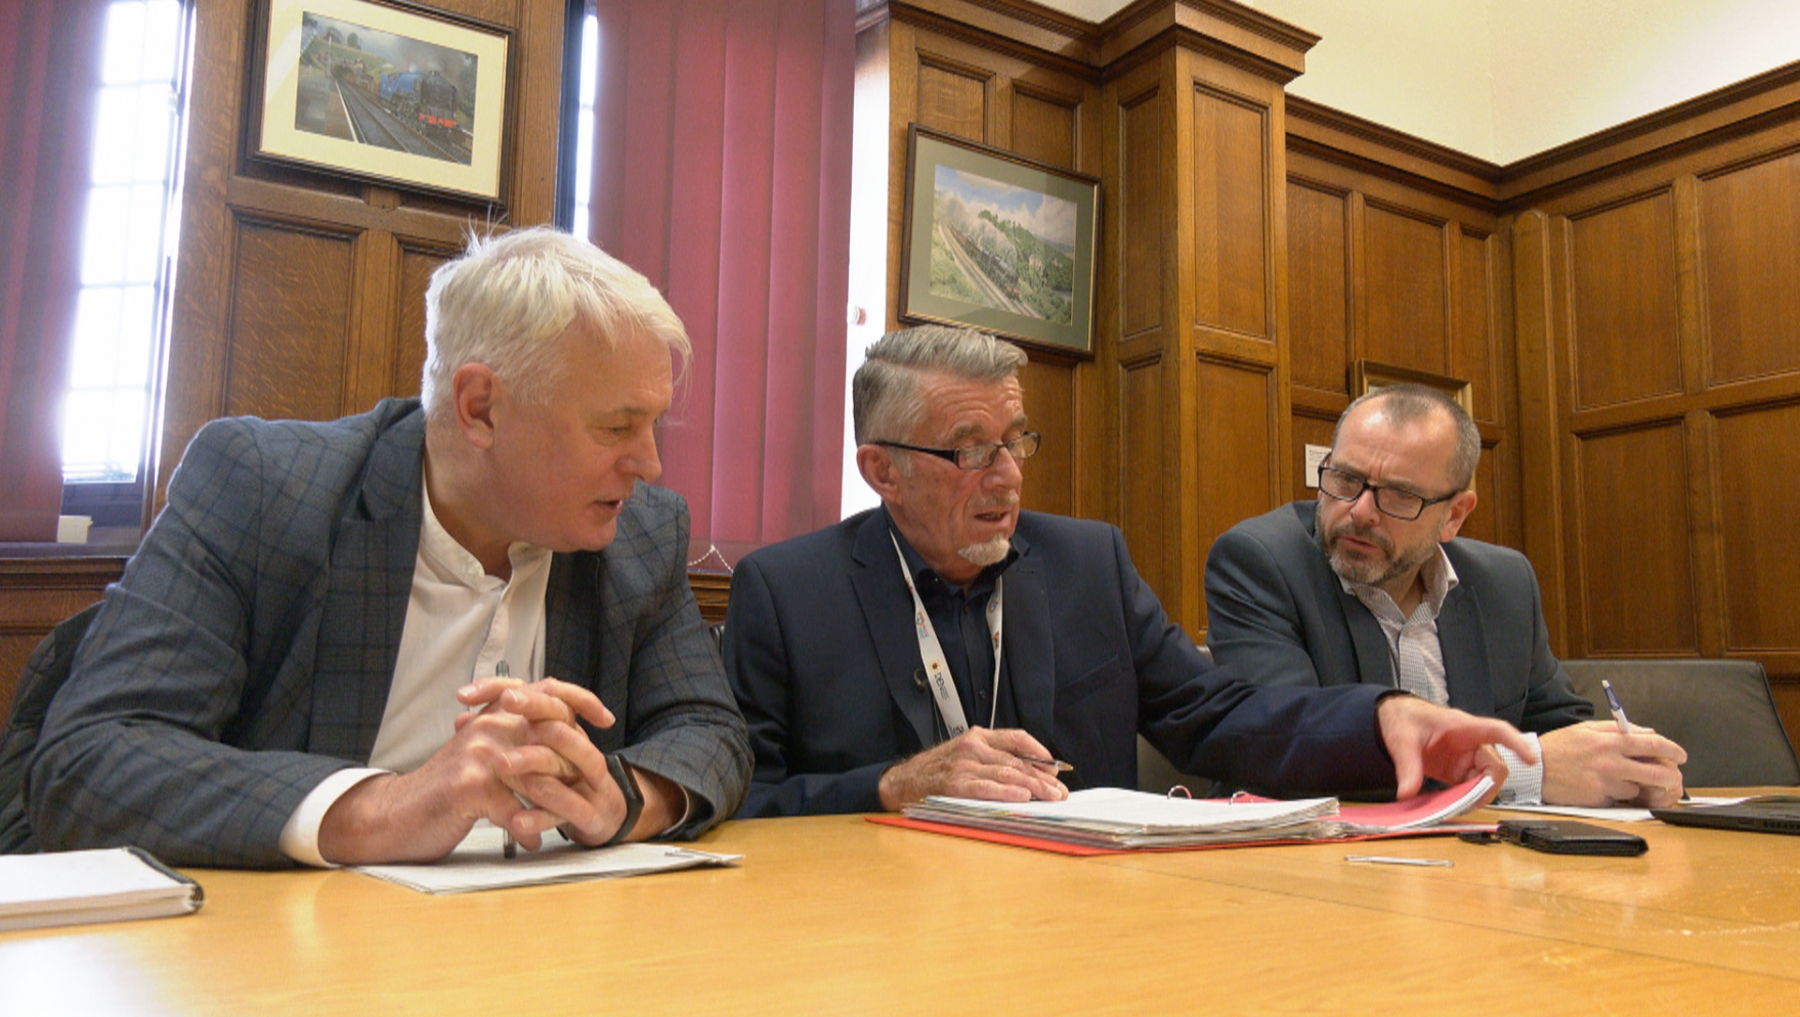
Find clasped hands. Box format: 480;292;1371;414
318;677;651;865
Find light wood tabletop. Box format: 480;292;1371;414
3;799;1797;1016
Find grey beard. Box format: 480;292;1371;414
957;536;1012;568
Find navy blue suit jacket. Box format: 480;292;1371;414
724;507;1401;817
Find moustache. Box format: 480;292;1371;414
970;494;1020;513
1328;521;1393;556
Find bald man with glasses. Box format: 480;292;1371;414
1205;384;1687;807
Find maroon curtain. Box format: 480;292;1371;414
588;0;853;564
0;0;108;540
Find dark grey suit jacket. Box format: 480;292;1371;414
26;399;750;867
724;506;1400;817
1205;501;1593;733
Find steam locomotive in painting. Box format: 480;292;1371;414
378;70;459;142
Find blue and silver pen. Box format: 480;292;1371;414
495;660;518;859
1600;679;1632;736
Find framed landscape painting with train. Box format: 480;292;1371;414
252;0;510;202
899;126;1099;356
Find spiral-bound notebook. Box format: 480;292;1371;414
0;846;203;933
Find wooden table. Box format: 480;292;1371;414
3;803;1797;1016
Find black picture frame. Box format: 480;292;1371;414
898;125;1099;356
250;0;512;203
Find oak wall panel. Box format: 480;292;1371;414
1574;423;1697;654
916;57;989;142
1362;203;1447;373
1567;191;1683;409
1714;401;1800;651
1011;87;1078;170
1120;87;1164;339
1459;449;1502;547
1699;149;1800;384
1286;180;1349;394
1121;356;1166;595
1189;86;1269;339
1019;358;1075;518
1194;357;1275;630
392;242;452;400
1453;230;1499;422
224;220;355;422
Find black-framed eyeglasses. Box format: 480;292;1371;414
873;431;1041;470
1317;461;1458;521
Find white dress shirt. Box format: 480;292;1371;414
278;479;551;866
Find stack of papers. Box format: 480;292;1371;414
899;776;1495;851
352;826;742;895
0;847;203;933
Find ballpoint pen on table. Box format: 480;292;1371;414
1345;856;1454;867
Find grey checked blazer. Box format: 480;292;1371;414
26;399;750;867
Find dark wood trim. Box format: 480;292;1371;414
689;570;731;625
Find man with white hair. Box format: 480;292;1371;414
27;228;750;867
724;325;1534;817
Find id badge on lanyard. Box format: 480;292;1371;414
890;532;1003;739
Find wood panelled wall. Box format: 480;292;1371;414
1504;67;1800;736
860;0;1318;636
858;2;1800;749
1282;100;1523;551
156;0;569;507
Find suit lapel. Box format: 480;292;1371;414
1436;581;1492;714
849;510;937;749
309;410;425;761
1000;536;1053;742
1339;585;1397;689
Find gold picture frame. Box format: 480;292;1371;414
1349;359;1476;490
1349;360;1474;417
251;0;512;203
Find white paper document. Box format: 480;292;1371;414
352;826;741;895
1489;796;1748;823
0;846;203;932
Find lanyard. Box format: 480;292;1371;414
890;532;1003;739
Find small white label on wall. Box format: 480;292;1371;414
1304;445;1330;489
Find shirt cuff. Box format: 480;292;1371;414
1493;732;1544;805
279;767;389;867
656;783;694;838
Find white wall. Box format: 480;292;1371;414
1035;0;1800;164
1486;0;1800;163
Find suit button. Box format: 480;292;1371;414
912;669;928;691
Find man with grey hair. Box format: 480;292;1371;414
724;327;1537;817
1206;383;1686;806
26;227;750;867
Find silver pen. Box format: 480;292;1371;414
1345;855;1454;867
495;660;518;859
1600;679;1633;736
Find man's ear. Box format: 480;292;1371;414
1438;489;1478;542
450;363;502;450
856;444;903;502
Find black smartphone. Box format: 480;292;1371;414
1496;820;1648;856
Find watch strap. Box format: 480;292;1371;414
602;754;644;847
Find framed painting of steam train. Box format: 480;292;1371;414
899;125;1099;356
252;0;510;203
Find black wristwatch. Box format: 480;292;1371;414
603;754;644;847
